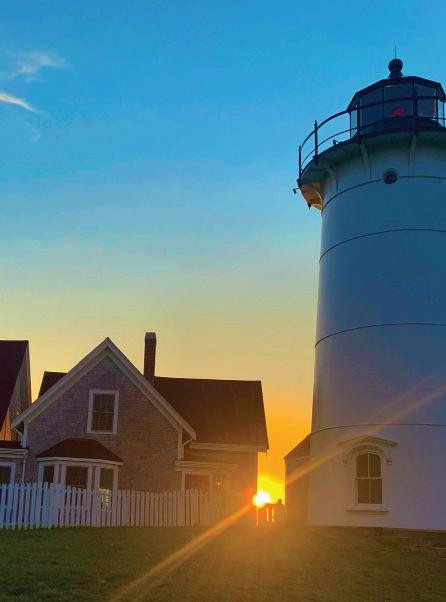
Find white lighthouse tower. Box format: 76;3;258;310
286;59;446;530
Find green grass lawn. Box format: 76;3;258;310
1;525;446;601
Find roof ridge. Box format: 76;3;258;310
155;375;262;384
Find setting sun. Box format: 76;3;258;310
252;490;272;507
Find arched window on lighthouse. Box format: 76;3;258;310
356;452;382;504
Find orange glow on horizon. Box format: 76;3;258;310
257;472;284;503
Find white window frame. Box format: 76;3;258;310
94;465;119;491
355;451;382;505
87;390;119;435
38;459;119;491
60;463;93;490
0;461;16;485
345;446;389;514
37;462;59;485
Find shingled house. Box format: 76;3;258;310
0;341;32;484
8;333;268;502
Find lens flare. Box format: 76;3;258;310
252;490;272;507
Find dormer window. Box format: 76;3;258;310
87;390;119;434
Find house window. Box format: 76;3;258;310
65;466;89;489
87;390;119;434
356;453;382;504
185;474;210;493
99;467;114;491
0;465;12;485
43;465;55;484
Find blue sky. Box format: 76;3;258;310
1;1;446;490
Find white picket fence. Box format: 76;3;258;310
0;482;218;529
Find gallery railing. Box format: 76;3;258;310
297;93;446;184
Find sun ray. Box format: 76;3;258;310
108;503;253;602
286;365;446;490
110;366;446;601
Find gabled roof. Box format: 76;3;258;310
0;341;28;428
37;438;122;463
12;338;196;439
284;434;311;460
36;370;269;450
154;376;268;449
39;371;65;398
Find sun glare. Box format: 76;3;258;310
252;490;272;507
257;472;283;501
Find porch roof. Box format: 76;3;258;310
37;438;122;463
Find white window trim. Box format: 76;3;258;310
61;463;93;490
38;462;60;485
354;449;383;505
344;446;389;514
87;389;119;435
38;460;119;491
94;465;119;491
0;461;16;485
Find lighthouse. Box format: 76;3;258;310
285;60;446;530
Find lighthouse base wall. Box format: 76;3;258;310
307;425;446;530
301;133;446;530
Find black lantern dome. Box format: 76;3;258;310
348;59;446;137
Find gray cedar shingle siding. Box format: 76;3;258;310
33;346;268;498
25;357;181;491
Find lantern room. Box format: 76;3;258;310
296;59;446;210
348;59;446;137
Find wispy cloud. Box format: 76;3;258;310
0;50;67;82
11;50;66;81
0;91;36;112
0;49;66;138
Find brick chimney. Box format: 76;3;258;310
144;332;157;384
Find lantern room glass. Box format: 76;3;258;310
349;80;444;137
